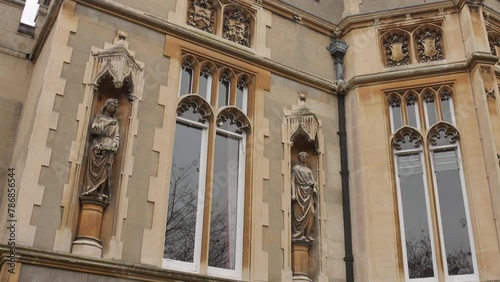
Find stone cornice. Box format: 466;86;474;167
338;1;456;34
64;0;335;93
261;0;336;35
345;52;498;91
0;245;235;282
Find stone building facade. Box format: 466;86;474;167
0;0;499;282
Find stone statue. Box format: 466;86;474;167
82;98;120;200
291;151;317;242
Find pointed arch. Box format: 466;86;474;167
392;126;424;150
216;106;251;133
177;94;215;122
427;122;460;146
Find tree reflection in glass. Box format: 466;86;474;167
397;154;435;279
433;149;474;276
164;123;202;262
208;134;240;270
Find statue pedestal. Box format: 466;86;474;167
72;195;109;258
292;239;312;282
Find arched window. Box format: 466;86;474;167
388;94;403;132
164;95;213;271
388;85;478;282
392;127;437;280
427;123;477;279
164;54;252;279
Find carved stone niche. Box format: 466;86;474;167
71;39;143;258
284;94;323;282
223;6;253;47
414;25;444;63
188;0;217;33
381;30;411;67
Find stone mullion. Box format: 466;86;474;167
199;117;216;274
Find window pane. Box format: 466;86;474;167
433;150;474;276
441;96;453;124
236;85;248;114
218;78;230;108
391;104;403;131
397;154;435;279
180;67;193;95
199;72;211;101
407;97;419;128
209;134;241;270
164;123;202;263
425;98;437;127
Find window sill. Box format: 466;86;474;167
1;245;241;282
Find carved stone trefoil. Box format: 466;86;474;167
416;29;443;62
383;32;410;67
188;0;216;33
223;8;251;47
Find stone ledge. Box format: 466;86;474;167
0;245;238;282
345;52;499;91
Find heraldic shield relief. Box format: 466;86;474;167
188;0;215;32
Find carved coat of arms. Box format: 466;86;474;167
223;9;250;47
385;34;409;67
417;30;443;62
389;42;405;62
188;0;215;32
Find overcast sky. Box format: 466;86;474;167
21;0;39;26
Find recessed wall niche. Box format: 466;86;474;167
187;0;256;47
379;22;445;67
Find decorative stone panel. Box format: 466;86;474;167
379;22;445;67
187;0;216;33
381;30;411;67
223;7;252;47
414;25;444;63
488;31;500;56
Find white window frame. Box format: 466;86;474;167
389;103;402;133
394;148;439;282
406;98;421;130
178;65;194;96
429;144;479;282
423;98;437;128
207;128;246;280
439;95;456;125
162;116;209;274
200;72;213;103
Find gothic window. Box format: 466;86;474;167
388;85;478;282
164;53;252;279
187;0;255;48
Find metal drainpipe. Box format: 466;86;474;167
328;37;353;282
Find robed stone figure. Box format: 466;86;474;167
291;151;317;242
82;98;120;200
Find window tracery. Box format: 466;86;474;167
387;84;478;282
164;52;253;279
